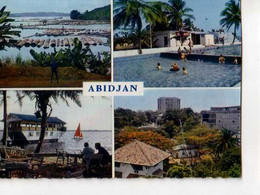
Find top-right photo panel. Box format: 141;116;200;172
113;0;241;88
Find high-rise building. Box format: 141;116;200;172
157;97;181;113
201;106;241;132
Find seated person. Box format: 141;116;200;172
219;55;225;64
95;143;110;165
233;57;238;64
170;63;180;72
182;67;188;75
156;63;162;70
82;142;94;172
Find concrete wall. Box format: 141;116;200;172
114;44;206;58
216;112;241;132
115;161;163;178
114;47;177;58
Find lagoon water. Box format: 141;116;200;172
0;17;110;60
0;130;112;154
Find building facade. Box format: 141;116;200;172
154;31;214;48
115;140;170;178
201;106;241;132
158;97;181;113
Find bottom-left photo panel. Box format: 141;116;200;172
0;90;112;178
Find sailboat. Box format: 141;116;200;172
74;123;83;140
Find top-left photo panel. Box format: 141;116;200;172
0;0;111;88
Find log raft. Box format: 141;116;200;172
15;36;105;48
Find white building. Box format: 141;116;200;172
172;144;199;159
154;31;214;48
201;106;241;132
115;140;170;178
158;97;180;113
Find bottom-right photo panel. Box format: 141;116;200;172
114;89;241;178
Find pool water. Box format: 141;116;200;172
114;54;241;87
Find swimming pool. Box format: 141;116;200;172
114;54;241;87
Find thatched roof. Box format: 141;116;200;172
115;140;171;166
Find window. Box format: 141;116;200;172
36;132;40;136
131;164;143;171
115;162;120;168
50;132;54;136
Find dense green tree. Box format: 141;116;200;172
114;0;165;53
70;10;81;19
166;0;195;30
166;165;192;178
220;0;241;44
0;6;20;50
213;129;238;157
220;146;241;171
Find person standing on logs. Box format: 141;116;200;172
50;57;59;83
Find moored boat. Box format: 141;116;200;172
7;113;67;146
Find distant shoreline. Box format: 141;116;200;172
10;12;70;17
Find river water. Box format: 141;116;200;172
0;130;112;154
0;17;111;60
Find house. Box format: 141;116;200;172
172;144;199;159
115;140;171;178
154;30;214;48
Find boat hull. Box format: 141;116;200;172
8;130;63;146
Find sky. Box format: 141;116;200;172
2;0;110;13
115;88;241;112
0;91;112;131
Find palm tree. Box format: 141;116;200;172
166;0;195;30
213;129;238;157
16;91;82;153
220;0;241;44
114;0;165;53
0;91;8;146
0;6;20;50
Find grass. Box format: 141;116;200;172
0;66;110;87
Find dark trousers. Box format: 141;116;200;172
51;70;58;83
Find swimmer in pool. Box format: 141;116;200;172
219;55;225;64
233;57;238;64
182;67;188;75
170;62;180;71
181;52;187;61
157;63;162;70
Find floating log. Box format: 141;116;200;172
60;39;64;47
50;39;56;47
17;40;25;48
69;38;74;46
81;37;89;46
64;38;70;47
31;39;40;47
43;38;50;49
37;39;45;48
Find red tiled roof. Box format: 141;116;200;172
115;140;171;166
